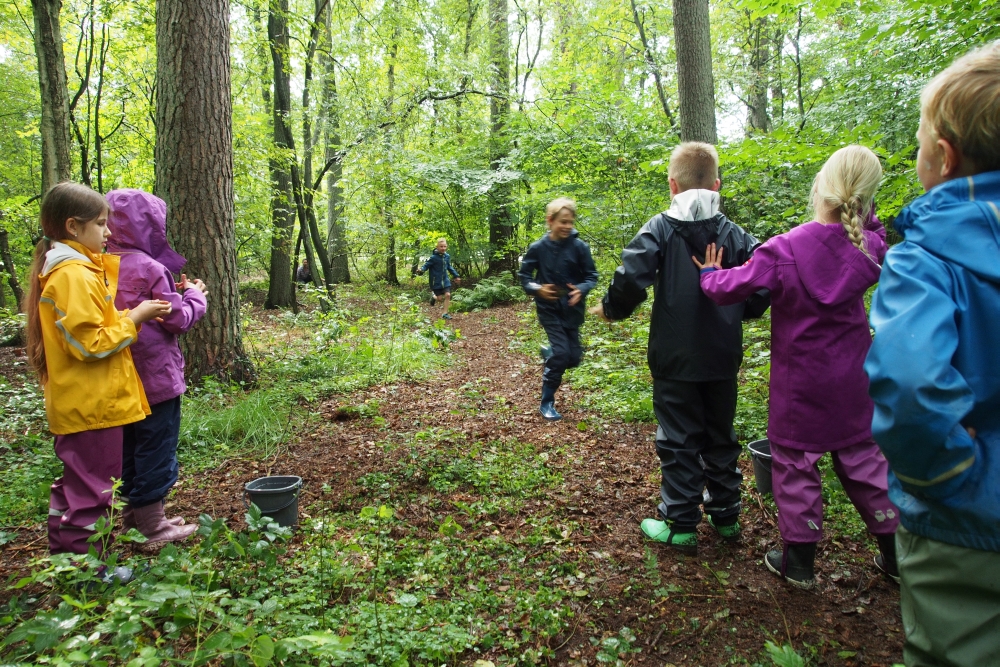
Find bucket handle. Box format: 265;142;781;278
243;485;301;513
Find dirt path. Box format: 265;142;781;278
0;305;903;665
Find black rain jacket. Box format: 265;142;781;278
519;230;599;328
602;210;769;381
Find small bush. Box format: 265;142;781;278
451;276;526;312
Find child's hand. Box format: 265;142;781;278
537;284;559;301
453;278;461;286
128;299;172;325
175;273;209;295
567;283;582;306
588;304;610;322
692;243;725;271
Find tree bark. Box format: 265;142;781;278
31;0;73;194
487;0;515;275
0;227;25;308
264;0;296;309
672;0;717;144
322;5;349;283
155;0;255;384
747;16;771;134
382;23;400;285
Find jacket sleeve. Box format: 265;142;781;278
43;270;138;362
518;244;542;296
419;257;431;273
150;266;207;335
601;218;663;320
575;242;598;296
699;238;782;307
864;244;978;501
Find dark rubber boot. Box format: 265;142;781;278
765;542;816;589
874;533;900;584
540;383;561;421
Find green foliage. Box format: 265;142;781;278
765;641;807;667
450;276;528;312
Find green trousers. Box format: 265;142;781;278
897;526;1000;667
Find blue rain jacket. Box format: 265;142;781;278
865;171;1000;552
420;250;459;290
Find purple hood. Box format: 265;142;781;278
106;189;187;274
789;222;882;306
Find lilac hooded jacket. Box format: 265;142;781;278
106;189;207;405
700;220;887;452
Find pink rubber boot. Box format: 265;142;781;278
133;502;197;544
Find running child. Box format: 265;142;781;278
592;142;766;553
106;189;207;546
416;238;460;319
519;198;598;421
865;42;1000;666
694;145;898;588
24;182;171;556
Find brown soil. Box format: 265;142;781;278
0;304;903;666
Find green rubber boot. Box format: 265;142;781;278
707;515;742;543
641;518;697;555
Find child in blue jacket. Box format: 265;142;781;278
417;238;460;319
519;198;598;421
864;41;1000;667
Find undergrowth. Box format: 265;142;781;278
450;276;527;313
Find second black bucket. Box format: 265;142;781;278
244;475;302;527
747;439;772;495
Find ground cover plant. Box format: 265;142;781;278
1;294;905;666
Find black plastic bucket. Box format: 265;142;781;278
747;439;772;495
244;476;302;527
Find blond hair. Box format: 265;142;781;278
811;145;882;258
545;197;576;219
921;40;1000;173
668;142;719;191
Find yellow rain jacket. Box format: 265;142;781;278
38;240;150;435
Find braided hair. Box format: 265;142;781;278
811;146;882;259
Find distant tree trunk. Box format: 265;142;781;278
155;0;255;384
630;0;676;129
672;0;717;144
383;24;400;285
322;8;349;283
264;0;296;309
1;227;25;308
747;16;771;135
31;0;73;194
487;0;515;275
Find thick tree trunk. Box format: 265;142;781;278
31;0;73;194
323;6;349;283
672;0;717;144
155;0;255;384
487;0;516;276
265;0;296;309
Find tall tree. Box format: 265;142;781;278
486;0;515;275
31;0;73;193
264;0;296;308
155;0;254;383
672;0;717;143
322;5;349;283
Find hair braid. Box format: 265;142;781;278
840;195;870;258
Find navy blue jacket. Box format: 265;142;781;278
518;230;599;328
865;171;1000;552
420;250;459;290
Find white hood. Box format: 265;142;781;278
42;241;94;276
666;189;721;222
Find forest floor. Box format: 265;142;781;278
0;300;903;666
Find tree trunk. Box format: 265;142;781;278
155;0;255;384
31;0;73;194
630;0;676;129
672;0;717;144
322;6;349;283
383;25;400;285
264;0;296;309
747;16;771;134
0;227;25;308
487;0;515;275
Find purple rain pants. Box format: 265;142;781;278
771;438;899;544
48;426;123;555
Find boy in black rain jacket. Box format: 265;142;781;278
592;143;769;553
519;198;599;421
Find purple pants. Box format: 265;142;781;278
48;427;123;555
771;438;899;544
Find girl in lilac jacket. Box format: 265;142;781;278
107;189;207;545
693;146;899;589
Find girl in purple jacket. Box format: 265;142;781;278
693;146;899;589
107;189;208;545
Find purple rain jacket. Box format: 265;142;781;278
699;219;887;452
106;189;207;405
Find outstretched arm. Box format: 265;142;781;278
696;240;781;306
601;218;664;320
